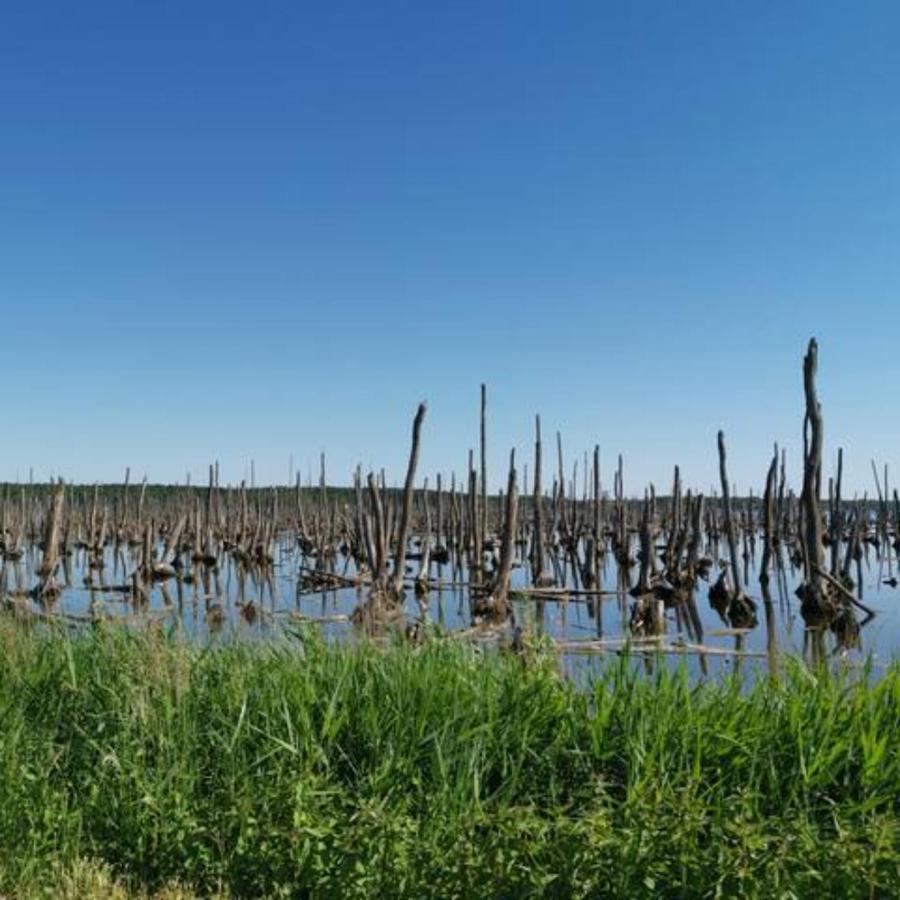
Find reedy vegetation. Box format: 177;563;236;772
0;622;897;898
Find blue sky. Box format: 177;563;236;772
1;1;898;494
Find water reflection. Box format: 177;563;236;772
1;519;895;686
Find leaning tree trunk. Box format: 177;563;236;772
391;402;427;598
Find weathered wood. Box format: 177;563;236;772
531;415;547;584
391;402;427;597
37;480;65;594
799;338;831;621
717;431;743;596
492;449;518;613
480;383;488;543
760;447;777;583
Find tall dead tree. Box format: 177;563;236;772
714;431;757;628
37;479;65;597
391;402;427;597
531;415;547;584
718;431;743;598
492;449;518;613
799;338;832;622
759;447;778;584
480;384;488;542
474;449;517;624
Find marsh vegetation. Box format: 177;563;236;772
0;623;897;897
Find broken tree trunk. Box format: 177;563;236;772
531;415;548;585
799;338;834;624
760;447;777;584
391;402;427;597
37;479;65;597
716;431;757;628
475;449;517;624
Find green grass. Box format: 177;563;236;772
0;621;897;898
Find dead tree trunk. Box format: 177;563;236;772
475;450;517;624
37;479;65;597
799;338;833;623
716;431;757;628
480;383;488;543
718;431;743;597
531;415;548;585
391;402;427;597
760;447;777;584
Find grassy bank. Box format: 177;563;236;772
0;622;897;898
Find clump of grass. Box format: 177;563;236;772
14;858;216;900
0;620;897;898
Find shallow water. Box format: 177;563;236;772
3;532;898;679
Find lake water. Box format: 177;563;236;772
3;530;897;678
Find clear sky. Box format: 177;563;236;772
1;1;898;494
